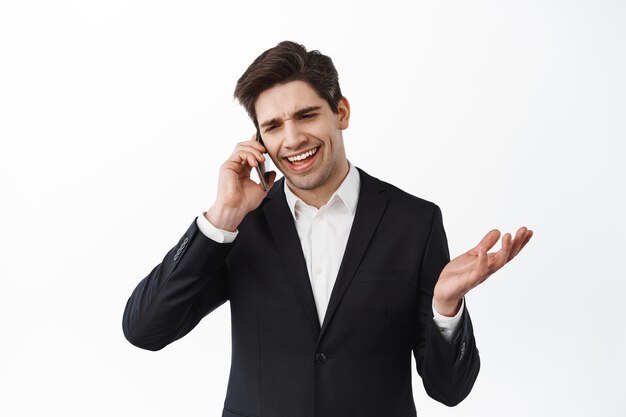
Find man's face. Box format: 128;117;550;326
255;80;350;196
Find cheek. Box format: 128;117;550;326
307;125;333;143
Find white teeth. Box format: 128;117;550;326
287;147;317;162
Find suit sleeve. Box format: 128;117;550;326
412;205;480;406
122;217;233;351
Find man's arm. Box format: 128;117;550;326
122;134;277;351
413;205;480;406
414;201;533;405
122;218;233;351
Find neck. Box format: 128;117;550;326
287;160;350;209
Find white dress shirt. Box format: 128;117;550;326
196;160;464;342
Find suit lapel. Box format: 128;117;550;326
263;178;322;336
318;168;388;340
262;168;389;342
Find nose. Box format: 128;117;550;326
282;119;307;150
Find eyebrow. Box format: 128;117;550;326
259;106;322;129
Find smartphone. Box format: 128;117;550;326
255;131;270;191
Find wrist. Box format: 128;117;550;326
205;204;244;232
433;297;462;317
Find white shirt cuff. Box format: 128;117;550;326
196;212;238;243
432;297;465;343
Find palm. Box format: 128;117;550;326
437;252;483;298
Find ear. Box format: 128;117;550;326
337;96;350;130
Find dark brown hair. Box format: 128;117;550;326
233;41;343;130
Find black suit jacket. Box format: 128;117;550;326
123;167;480;417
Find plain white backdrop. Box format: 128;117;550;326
1;1;624;416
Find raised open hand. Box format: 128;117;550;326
433;227;533;316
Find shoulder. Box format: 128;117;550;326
356;166;442;218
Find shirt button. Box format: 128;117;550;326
315;353;327;364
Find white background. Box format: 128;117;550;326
1;1;625;416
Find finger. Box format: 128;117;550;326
236;154;257;170
470;247;490;288
223;157;252;175
239;136;268;154
224;154;257;181
236;136;267;154
264;170;277;189
507;227;527;261
235;144;266;164
509;227;533;261
488;232;512;275
519;229;533;252
469;229;501;255
229;149;265;167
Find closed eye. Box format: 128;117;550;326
264;113;318;133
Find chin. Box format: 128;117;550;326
287;168;333;192
284;175;317;191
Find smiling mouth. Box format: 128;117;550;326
284;146;320;163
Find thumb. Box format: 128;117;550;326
264;171;278;190
470;229;500;255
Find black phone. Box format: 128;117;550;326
255;131;269;191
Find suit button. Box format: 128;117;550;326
315;353;327;364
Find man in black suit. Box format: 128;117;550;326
123;41;533;417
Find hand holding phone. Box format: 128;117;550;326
205;133;274;232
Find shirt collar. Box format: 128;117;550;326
283;159;360;221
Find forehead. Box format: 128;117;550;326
255;80;327;122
